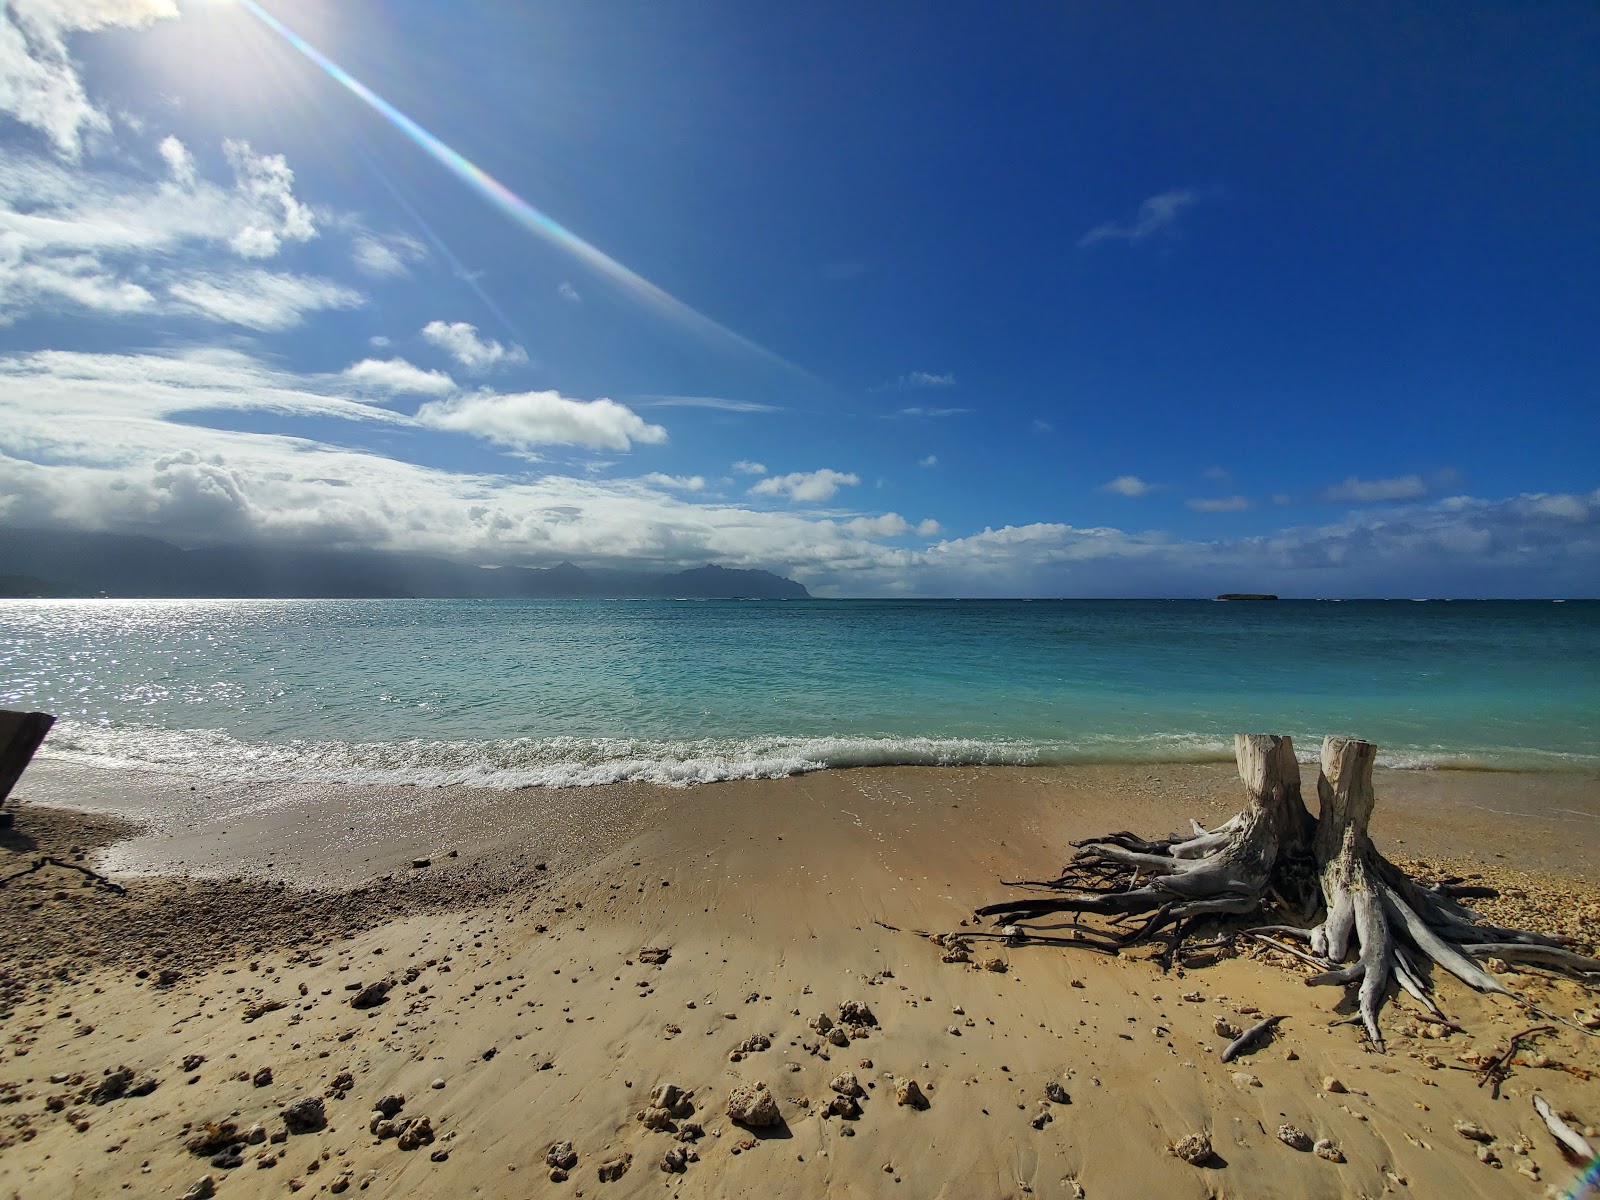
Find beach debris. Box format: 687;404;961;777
1313;1138;1345;1162
1454;1120;1494;1143
186;1122;241;1155
1221;1014;1285;1062
1532;1095;1594;1161
894;1078;928;1110
1170;1131;1213;1165
638;946;671;965
1476;1144;1500;1167
973;733;1598;1054
1321;1076;1346;1093
1475;1024;1555;1093
1277;1124;1313;1151
373;1093;405;1118
546;1141;578;1171
1044;1081;1070;1104
180;1177;217;1200
596;1152;632;1182
660;1145;691;1173
89;1066;135;1105
1231;1071;1262;1088
349;980;391;1009
977;956;1008;973
396;1117;434;1150
1212;1018;1241;1041
282;1096;326;1134
726;1082;780;1127
651;1083;695;1117
242;998;287;1022
252;1066;273;1087
182;1053;206;1071
838;1000;877;1027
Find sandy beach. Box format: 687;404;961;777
2;760;1597;1199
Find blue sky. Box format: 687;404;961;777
1;0;1596;596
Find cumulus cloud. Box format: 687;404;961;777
1079;188;1200;248
0;0;179;158
750;468;860;503
421;320;528;373
641;473;705;492
0;136;355;328
919;455;938;467
342;358;456;397
351;231;425;278
732;460;767;475
222;139;315;258
1102;475;1153;497
415;390;667;453
1188;495;1250;512
1319;474;1430;504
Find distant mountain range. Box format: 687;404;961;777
0;528;811;600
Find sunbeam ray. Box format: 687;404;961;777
237;0;813;383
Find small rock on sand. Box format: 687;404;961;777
894;1078;928;1110
546;1141;578;1170
1454;1120;1493;1143
1044;1081;1070;1104
1172;1132;1212;1165
1314;1138;1345;1163
597;1152;632;1182
726;1082;780;1127
374;1093;405;1118
1231;1072;1262;1089
349;980;391;1009
1321;1076;1346;1094
829;1073;863;1097
282;1096;326;1134
1277;1124;1313;1151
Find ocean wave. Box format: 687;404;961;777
36;721;1594;789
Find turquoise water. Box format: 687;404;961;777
1;599;1596;787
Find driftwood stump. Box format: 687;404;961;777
976;732;1600;1050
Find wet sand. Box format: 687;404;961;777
1;760;1597;1199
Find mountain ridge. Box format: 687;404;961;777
0;528;810;600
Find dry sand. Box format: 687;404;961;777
2;760;1598;1199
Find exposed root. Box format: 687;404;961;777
975;730;1596;1053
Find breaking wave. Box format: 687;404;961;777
38;721;1584;789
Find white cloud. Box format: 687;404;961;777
342;357;456;397
634;394;783;413
1203;465;1232;484
351;231;425;278
1031;419;1055;434
1320;474;1430;504
156;134;194;188
919;455;938;467
732;460;767;475
750;468;860;503
168;270;363;331
0;137;355;328
557;281;581;303
421;320;528;373
415;390;666;453
0;346;1595;597
1187;495;1250;512
222;139;315;258
0;0;179;158
916;518;942;537
901;371;954;388
369;335;390;348
897;406;970;418
845;513;912;537
1102;475;1153;497
1079;188;1200;248
641;473;705;492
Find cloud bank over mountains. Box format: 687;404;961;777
0;8;1593;598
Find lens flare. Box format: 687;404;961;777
237;0;810;381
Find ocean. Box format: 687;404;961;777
2;598;1596;788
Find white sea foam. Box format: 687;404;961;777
39;720;1576;790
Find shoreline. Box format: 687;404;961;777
2;761;1597;1198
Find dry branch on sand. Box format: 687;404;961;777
976;733;1600;1051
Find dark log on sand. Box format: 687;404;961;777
0;709;55;829
976;732;1595;1052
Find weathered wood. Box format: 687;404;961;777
0;709;55;824
973;729;1593;1055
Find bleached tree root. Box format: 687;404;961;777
976;733;1314;945
976;732;1598;1054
